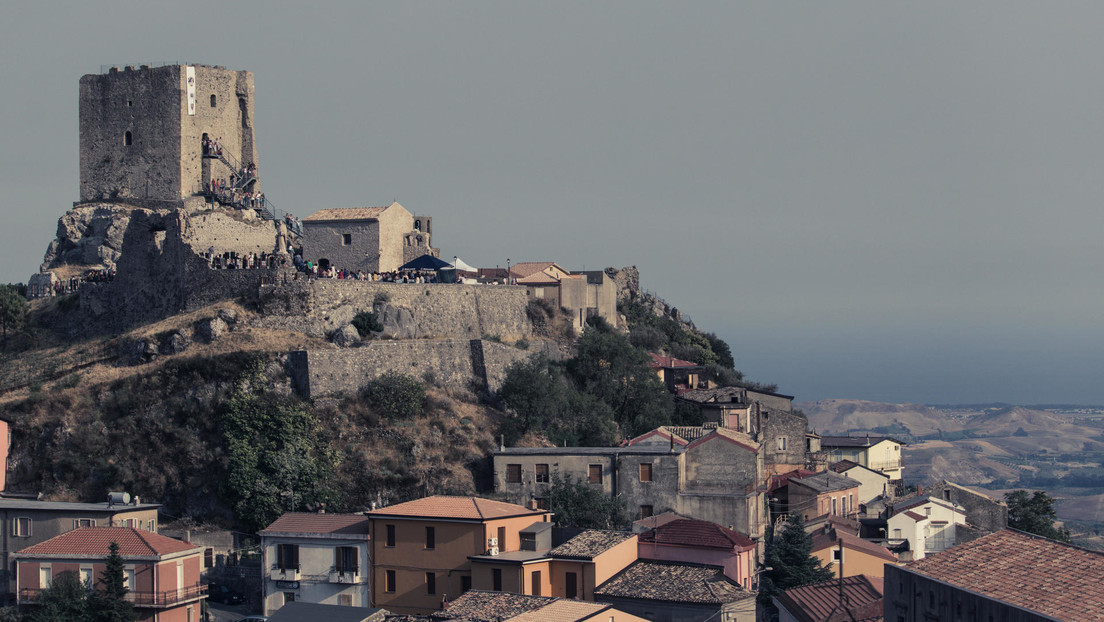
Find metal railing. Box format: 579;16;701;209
20;583;206;608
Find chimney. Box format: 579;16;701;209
528;499;538;511
319;503;326;514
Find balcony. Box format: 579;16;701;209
270;565;301;581
20;584;206;608
329;568;361;584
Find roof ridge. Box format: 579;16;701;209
131;526;157;555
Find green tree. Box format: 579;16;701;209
365;371;426;419
351;310;383;337
549;474;628;529
759;513;834;605
0;284;28;349
221;359;336;533
1005;490;1070;542
497;356;617;447
30;571;88;622
88;541;136;622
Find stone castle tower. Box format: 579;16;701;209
79;64;257;205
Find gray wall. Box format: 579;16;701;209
884;565;1053;622
926;482;1008;533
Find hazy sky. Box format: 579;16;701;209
3;2;1104;405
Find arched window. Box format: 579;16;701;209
414;220;421;231
210;94;217;108
124;131;132;146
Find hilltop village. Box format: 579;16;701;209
0;64;1099;622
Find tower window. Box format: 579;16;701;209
210;94;217;107
342;234;352;246
127;100;133;107
123;131;132;146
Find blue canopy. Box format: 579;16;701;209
399;254;452;270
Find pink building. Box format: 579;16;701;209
13;526;206;622
637;519;757;590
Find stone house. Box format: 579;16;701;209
884;529;1104;622
786;471;862;522
925;480;1007;533
820;435;905;481
365;496;550;615
259;512;372;615
13;526;205;622
828;460;890;506
647;354;701;393
636;519;757;590
594;560;757;622
512;263;618;332
494;428;767;543
0;497;160;598
300;203;437;274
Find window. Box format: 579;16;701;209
385;524;396;547
461;575;472;593
385;570;396;592
187;605;194;622
425;526;435;549
924;507;931;517
531;570;541;596
210;94;217;107
12;517;30;537
426;572;436;594
943;489;952;502
777;437;787;451
507;464;522;483
124;568;134;590
342;233;352;246
276;543;299;571
492;568;502;591
124;131;132;146
39;566;51;589
832;497;838;515
535;464;550;483
640;505;653;519
589;464;602;484
832;548;842;562
639;463;652;482
204;548;214;568
565;572;578;599
335;546;359;574
284;592;295;605
74;519;95;528
498;526;507;552
80;567;93;585
147;519;156;532
339;594;352;606
893;528;901;538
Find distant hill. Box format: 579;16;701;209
796;398;962;438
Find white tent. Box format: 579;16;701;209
450;256;477;272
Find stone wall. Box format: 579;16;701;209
758;409;809;470
256;280;534;340
289;338;561;398
182;207;280;256
302;219;382;272
927;481;1008;533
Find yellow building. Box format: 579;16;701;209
366;496;550;615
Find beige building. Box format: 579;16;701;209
820;435;905;481
511;263;618;332
809;526;897;579
828;460;890;506
300;203;437;273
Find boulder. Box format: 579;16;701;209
196;317;227;343
332;324;361;348
217;308;238;325
117;338;158;365
159;330;191;355
377;304;416;339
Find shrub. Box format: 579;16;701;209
482;333;502;343
373;291;391;306
514;338;530;350
352;311;383;337
365;371;426;419
629;326;666;351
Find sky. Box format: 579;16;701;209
3;2;1104;406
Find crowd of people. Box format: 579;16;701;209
201;135;224;157
283;213;303;235
289;254;439;282
26;268;115;299
205;248;287;270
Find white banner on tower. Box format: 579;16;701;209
186;66;196;116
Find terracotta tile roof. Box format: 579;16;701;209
595;560;754;605
769;469;819;493
438;590;556;621
367;496;546;521
509;262;558;278
685;427;759;454
901;511;926;522
14;527;198;559
632;511;689;531
810;528;897;563
303;205;394;222
903;529;1104;620
550;530;635;560
820;435;905;448
516;271;561;285
647;353;701;369
261;512;370;536
774;575;884;622
790;471;861;494
639;519;755;551
509;600;608;622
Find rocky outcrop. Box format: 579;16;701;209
332;324;360;347
196;317;228;343
377;303;416;339
42;204;136;270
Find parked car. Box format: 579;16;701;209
239;617;268;622
206;582;245;605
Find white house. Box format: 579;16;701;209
886;497;966;561
829;460;890;506
260;512;372;615
820;435;905;481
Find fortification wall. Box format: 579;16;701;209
181;207;279;255
256;281;533;340
290;338;561;398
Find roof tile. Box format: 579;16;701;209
367;496;547;521
550;530;635;559
774;575;884;622
14;527;198;558
303;205;394;222
261;512;370;535
595;560;754;604
639;519;755;551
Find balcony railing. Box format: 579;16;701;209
270;564;301;581
20;584;206;608
329;568;361;584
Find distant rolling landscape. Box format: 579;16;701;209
796;398;1104;548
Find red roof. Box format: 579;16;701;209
261;512;370;535
14;527;198;559
366;496;547;521
904;529;1104;620
685;428;759;454
774;575;884;622
640;519;755;551
810;529;897;563
648;353;700;369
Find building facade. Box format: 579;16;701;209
300;203;437;274
259;512;372;615
820;436;905;481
